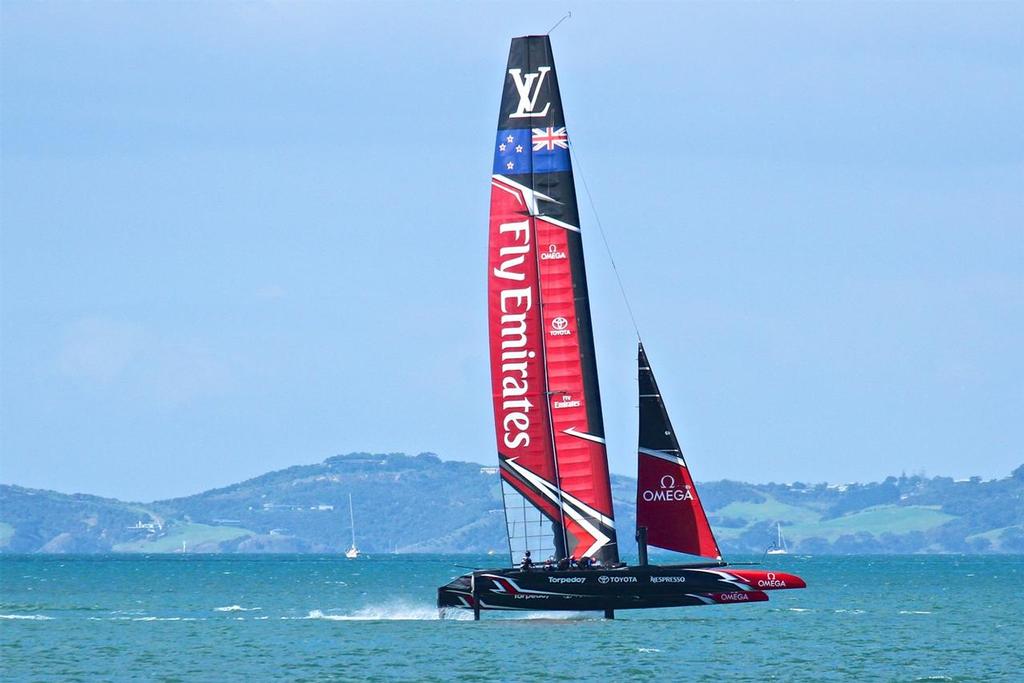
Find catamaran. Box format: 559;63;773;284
437;34;805;619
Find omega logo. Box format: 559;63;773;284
540;244;567;260
641;473;694;502
756;572;788;588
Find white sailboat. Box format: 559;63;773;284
767;522;789;555
345;494;360;559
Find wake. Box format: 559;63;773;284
303;602;467;621
301;604;602;622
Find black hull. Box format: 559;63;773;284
437;564;804;614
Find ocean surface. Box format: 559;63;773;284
1;554;1019;681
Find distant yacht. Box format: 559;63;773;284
345;494;360;559
767;522;789;555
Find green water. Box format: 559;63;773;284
0;554;1019;681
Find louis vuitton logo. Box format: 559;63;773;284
508;66;552;119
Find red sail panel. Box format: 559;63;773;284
637;449;721;558
488;178;563;559
635;343;722;560
536;215;617;561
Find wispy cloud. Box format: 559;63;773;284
56;318;145;383
56;317;231;404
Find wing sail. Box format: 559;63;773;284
489;36;618;565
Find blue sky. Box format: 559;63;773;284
2;2;1021;501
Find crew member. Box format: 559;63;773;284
520;550;533;571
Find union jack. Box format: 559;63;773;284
532;126;569;151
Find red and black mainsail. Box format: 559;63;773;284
487;35;618;565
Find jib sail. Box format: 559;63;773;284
488;35;618;566
635;343;722;559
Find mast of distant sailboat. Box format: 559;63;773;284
345;494;359;559
767;522;788;555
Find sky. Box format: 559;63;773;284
1;2;1021;502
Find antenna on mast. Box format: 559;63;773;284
547;12;572;35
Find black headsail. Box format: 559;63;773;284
635;343;722;559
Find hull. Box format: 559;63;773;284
437;565;804;613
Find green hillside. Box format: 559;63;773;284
1;453;1022;555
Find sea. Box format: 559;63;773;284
0;554;1019;681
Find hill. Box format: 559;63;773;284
2;453;1022;555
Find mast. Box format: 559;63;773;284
349;494;356;549
635;342;722;560
488;35;618;565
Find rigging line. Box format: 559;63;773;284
547;12;572;35
567;139;643;341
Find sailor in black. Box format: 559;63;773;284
519;551;533;571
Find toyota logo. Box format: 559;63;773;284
598;575;610;584
552;317;568;331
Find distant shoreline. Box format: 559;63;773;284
2;453;1022;556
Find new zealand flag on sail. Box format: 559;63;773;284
493;127;570;175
